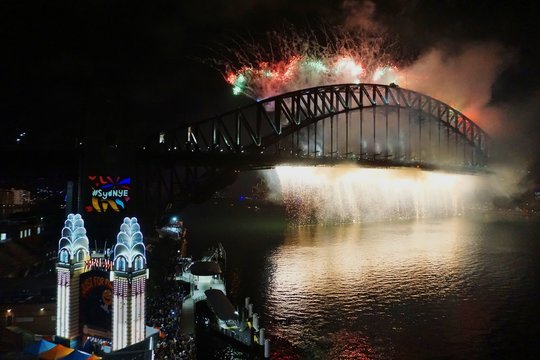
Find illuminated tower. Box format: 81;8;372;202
56;213;90;340
111;217;147;351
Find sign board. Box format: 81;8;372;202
79;270;113;337
85;176;131;213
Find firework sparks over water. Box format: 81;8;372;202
270;166;479;225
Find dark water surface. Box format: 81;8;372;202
184;205;540;359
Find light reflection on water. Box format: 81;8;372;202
258;217;540;359
187;208;540;359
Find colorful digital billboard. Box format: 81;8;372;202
85;176;131;213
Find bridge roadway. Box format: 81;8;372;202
152;147;488;174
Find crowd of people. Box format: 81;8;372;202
146;280;196;359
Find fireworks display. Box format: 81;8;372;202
211;25;507;225
213;25;401;100
211;25;509;137
270;166;479;225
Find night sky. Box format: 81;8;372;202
2;0;540;183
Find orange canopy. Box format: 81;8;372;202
86;355;102;360
38;344;74;360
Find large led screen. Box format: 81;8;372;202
85;176;131;213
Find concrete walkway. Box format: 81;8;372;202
180;297;195;336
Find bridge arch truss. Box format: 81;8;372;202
162;83;489;169
144;84;491;213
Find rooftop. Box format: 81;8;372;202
204;289;238;321
189;261;221;276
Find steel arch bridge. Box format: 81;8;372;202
143;83;490;211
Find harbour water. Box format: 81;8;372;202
184;204;540;359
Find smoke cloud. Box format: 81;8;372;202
397;43;515;136
341;0;536;198
341;0;380;32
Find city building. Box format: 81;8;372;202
0;188;14;205
0;217;43;245
0;217;46;278
0;188;32;206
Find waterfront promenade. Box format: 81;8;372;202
180;298;195;335
174;243;269;359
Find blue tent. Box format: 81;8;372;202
23;339;56;355
61;350;92;360
81;339;93;353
